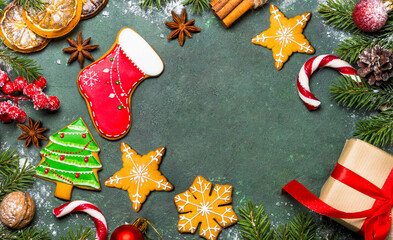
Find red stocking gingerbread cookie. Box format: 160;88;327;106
77;27;164;140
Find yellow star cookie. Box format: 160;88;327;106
174;176;238;240
105;143;173;212
252;4;315;70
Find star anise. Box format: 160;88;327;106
165;9;201;46
63;31;99;68
17;118;47;148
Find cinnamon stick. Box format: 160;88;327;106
211;0;229;14
215;0;244;19
222;0;253;28
210;0;221;8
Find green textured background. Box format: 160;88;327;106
0;0;367;239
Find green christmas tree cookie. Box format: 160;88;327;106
35;118;102;200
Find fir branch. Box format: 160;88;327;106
330;76;393;111
354;110;393;146
0;151;35;201
0;41;43;82
318;0;359;33
182;0;210;14
139;0;168;9
335;14;393;63
287;213;317;240
60;225;95;240
16;0;47;12
239;201;273;240
273;225;290;240
318;0;393;63
335;34;375;64
0;150;19;174
0;225;51;240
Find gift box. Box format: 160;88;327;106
283;139;393;240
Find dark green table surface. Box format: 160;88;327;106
0;0;366;239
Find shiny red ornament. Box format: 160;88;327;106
352;0;389;32
110;225;144;240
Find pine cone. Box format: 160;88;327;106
357;45;393;86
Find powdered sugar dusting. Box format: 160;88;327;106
279;0;297;10
112;0;184;25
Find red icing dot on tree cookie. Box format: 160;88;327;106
45;168;49;174
60;155;65;160
84;157;89;162
60;133;64;138
75;173;80;178
82;133;86;138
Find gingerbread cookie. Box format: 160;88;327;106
105;142;173;212
251;4;315;70
77;27;164;140
35;118;102;200
174;176;238;240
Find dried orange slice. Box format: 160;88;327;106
0;2;50;53
81;0;108;20
22;0;83;38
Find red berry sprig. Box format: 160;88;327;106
0;70;60;123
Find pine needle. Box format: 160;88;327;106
182;0;210;14
60;225;95;240
139;0;168;9
0;150;35;201
354;110;393;146
239;201;273;240
330;76;393;111
16;0;47;12
0;40;43;82
318;0;359;33
0;225;51;240
287;213;317;240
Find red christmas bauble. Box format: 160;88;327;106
110;225;144;240
353;0;388;32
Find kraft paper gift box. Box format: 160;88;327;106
283;139;393;239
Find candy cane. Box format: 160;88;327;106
53;200;107;240
297;54;361;110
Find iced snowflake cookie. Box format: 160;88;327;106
251;4;315;70
77;27;164;140
105;142;173;212
35;118;102;200
174;176;238;240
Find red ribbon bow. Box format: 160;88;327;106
282;163;393;240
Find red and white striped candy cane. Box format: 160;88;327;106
53;200;107;240
297;54;361;110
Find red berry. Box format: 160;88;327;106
0;71;10;88
16;111;27;123
23;84;42;97
47;96;60;111
13;77;28;92
2;81;14;95
34;76;47;89
7;105;21;120
0;114;11;123
0;101;11;114
33;94;49;110
353;0;388;32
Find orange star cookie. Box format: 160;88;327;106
105;143;173;212
252;4;315;70
174;176;238;240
